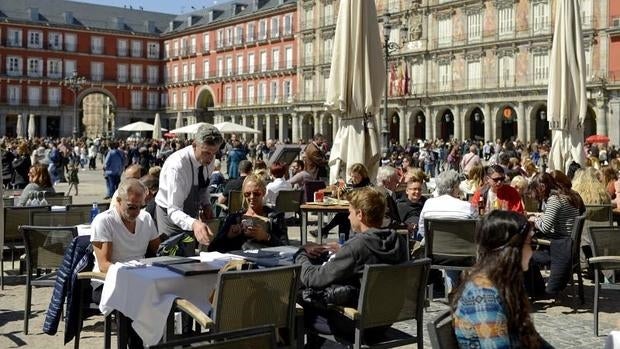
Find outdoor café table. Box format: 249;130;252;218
98;252;240;346
300;202;350;245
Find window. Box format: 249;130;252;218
236;85;243;104
8;85;21;105
172;92;178;109
28;31;43;48
131;64;143;83
91;36;104;54
226;56;233;76
180;38;188;55
438;17;452;46
532;1;550;34
217;30;224;48
173;40;179;56
190;63;196;80
580;0;593;29
131;40;142;57
467;60;481;89
258;82;267;104
28;86;41;106
217;58;224;77
411;61;424;93
498;6;514;37
303;7;313;30
271;80;278;102
585;46;592;80
65;33;77;51
203;60;210;78
147;92;158;110
284;14;293;35
7;56;22;76
467;13;482;43
259;20;267;40
498;55;514;87
48;32;63;50
47;59;62;78
91;62;104;81
225;27;233;46
164;42;170;58
304;78;313;100
283;80;292;101
225;86;232;106
248;52;256;73
147;66;159;84
271;17;280;38
190;36;196;54
147;42;159;58
179;91;185;109
131;90;143;109
160;93;168;108
248;84;255;103
272;48;280;70
247;23;256;43
48;87;61;107
533;50;549;85
64;60;76;78
324;3;334;26
304;42;313;65
183;64;189;81
118;39;128;56
323;38;332;63
438;61;451;92
27;58;43;77
237;55;244;75
8;28;22;47
235;26;244;45
118;64;128;82
203;33;210;52
285;47;293;69
260;51;267;72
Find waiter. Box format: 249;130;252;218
155;124;224;244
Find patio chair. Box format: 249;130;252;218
21;225;78;334
308;259;431;349
151;325;277;349
75;271;113;349
170;264;302;348
427;310;458;349
587;226;620;335
275;189;304;224
214;191;244;216
66;203;110;219
30;209;90;226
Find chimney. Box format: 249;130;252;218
144;20;155;33
63;11;74;25
112;17;125;30
27;8;39;21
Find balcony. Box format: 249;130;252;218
91;45;104;54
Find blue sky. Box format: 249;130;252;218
72;0;223;15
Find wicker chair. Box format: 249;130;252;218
170;265;302;348
151;325;276;349
20;225;78;334
427;310;458;349
309;259;431;349
588;226;620;335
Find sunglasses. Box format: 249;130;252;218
126;203;146;210
490;176;505;182
243;191;263;198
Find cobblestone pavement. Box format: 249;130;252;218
1;169;618;348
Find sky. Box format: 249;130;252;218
72;0;225;15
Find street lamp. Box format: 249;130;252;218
63;71;87;138
382;13;407;154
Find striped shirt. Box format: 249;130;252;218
534;194;580;239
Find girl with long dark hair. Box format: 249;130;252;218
452;210;551;348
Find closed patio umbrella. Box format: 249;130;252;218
325;0;385;183
547;0;587;173
152;113;162;140
28;114;36;140
16;114;24;138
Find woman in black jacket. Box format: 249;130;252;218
12;143;32;189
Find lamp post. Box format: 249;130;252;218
63;71;87;139
382;13;406;155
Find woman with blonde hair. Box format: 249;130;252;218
600;165;618;199
572;167;611;205
460;162;484;196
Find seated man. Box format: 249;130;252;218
470;164;524;214
295;187;408;341
288;159;313;190
397;177;427;231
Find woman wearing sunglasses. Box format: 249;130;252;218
208;174;287;252
452;210;552;349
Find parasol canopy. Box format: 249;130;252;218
547;0;587;173
152;113;162;140
585;134;609;144
118;121;167;132
324;0;385;183
170;122;211;134
213;122;261;135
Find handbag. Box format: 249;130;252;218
156;233;197;257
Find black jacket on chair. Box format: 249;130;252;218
42;235;94;344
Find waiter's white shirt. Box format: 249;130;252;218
417;194;478;238
155;145;213;231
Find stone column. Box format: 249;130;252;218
517;102;526;142
313;112;321;137
483;104;492;142
292;113;300;143
265;114;276;140
278;114;286;142
40;115;48;137
425;107;433;141
0;114;6;138
453;105;462;140
399;108;408;146
230;115;238;124
253;115;262;142
596;97;608;137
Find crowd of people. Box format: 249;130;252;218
3;129;620;348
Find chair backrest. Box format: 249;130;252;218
66;203;110;219
20;225;78;271
45;195;73;206
584;204;613;226
31;209;90;226
274;190;303;214
302;180;326;203
228;191;244;213
589;226;620;268
150;325;276;349
424;218;478;267
357;259;430;329
3;206;49;242
212;265;301;334
427;310;458;349
3;197;13;207
570;214;587;265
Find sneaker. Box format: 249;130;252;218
309;229;328;238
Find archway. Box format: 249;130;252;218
323;113;334;144
300;114;314;142
469;107;485;141
82;91;116;139
583;106;596;139
389;111;400;145
535;107;550;143
196;87;215;124
412;111;426;140
439;109;454;141
500;106;517;141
